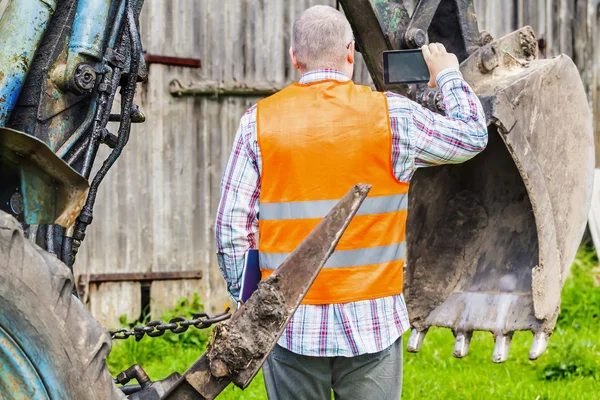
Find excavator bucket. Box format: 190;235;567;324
339;0;594;362
405;26;594;362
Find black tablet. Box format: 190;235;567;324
383;49;430;85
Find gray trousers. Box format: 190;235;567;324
262;337;403;400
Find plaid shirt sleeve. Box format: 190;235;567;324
387;68;487;182
215;105;261;300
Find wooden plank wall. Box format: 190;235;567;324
7;0;587;328
78;0;370;328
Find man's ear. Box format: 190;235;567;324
290;47;300;70
347;42;355;64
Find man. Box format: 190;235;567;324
215;5;487;400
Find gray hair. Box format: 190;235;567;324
292;5;354;71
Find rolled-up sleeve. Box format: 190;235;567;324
409;68;488;168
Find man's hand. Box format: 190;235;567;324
421;43;460;88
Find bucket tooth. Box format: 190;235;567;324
453;332;472;358
529;332;550;360
492;334;513;363
407;328;427;353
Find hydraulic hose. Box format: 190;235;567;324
72;3;141;260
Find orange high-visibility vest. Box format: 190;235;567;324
257;79;409;305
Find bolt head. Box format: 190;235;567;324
479;46;499;73
434;91;443;111
74;64;97;92
479;30;494;46
406;28;427;49
9;192;23;215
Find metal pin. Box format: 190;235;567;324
492;333;512;363
529;332;550;360
453;331;472;358
407;328;427;353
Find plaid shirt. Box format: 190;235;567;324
216;69;487;357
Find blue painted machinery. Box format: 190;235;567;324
0;0;145;257
0;0;149;398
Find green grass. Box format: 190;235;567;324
108;246;600;399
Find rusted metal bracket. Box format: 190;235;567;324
0;127;89;227
144;53;202;68
77;270;202;299
169;79;282;98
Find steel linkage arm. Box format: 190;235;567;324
403;0;442;48
339;0;485;110
125;184;371;400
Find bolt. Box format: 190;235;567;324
425;90;443;113
519;30;538;59
479;30;494;46
9;192;23;215
418;89;443;113
434;91;443;112
405;28;427;49
479;46;499;73
74;64;97;92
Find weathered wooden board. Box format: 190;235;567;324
63;0;600;328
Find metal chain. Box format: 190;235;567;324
109;308;231;341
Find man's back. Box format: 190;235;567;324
258;79;409;306
215;5;487;399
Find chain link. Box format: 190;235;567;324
109;308;232;341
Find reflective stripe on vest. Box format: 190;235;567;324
260;193;408;221
260;242;405;270
257;80;409;305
